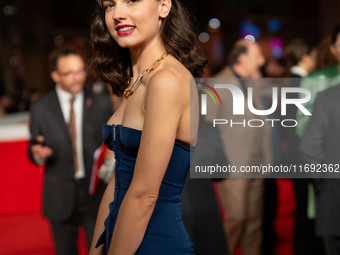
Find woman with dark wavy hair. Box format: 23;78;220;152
88;0;206;254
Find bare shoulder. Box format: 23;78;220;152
146;57;192;101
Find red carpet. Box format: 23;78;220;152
0;140;296;255
0;213;54;255
0;140;43;214
275;179;295;255
0;140;87;255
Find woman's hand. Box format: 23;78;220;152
89;171;116;255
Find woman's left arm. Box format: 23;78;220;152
108;70;188;255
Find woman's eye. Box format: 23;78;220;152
104;3;115;11
128;0;138;4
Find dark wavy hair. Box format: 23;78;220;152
87;0;207;96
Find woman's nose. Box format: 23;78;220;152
112;3;127;21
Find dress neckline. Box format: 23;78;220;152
105;123;192;149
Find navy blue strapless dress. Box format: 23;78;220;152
96;124;195;254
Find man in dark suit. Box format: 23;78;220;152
300;84;340;255
28;48;112;255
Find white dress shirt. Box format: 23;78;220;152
290;66;308;78
56;85;85;179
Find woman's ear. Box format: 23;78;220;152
159;0;171;19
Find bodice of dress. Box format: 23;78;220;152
98;124;195;254
103;123;193;205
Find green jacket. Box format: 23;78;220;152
296;63;340;137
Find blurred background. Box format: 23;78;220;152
0;0;339;112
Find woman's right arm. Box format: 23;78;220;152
89;171;115;255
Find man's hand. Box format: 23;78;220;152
31;136;53;162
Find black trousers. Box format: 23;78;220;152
293;179;325;255
335;237;340;255
49;180;96;255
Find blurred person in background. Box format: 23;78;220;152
207;39;273;255
28;48;113;255
282;38;316;165
282;38;322;255
296;23;340;137
315;36;337;71
300;83;340;255
0;94;14;116
283;38;316;78
296;23;340;255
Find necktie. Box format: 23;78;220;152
69;96;79;173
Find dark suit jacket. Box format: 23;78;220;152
29;87;112;221
300;84;340;236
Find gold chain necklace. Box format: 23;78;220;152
123;52;169;99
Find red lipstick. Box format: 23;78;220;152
115;25;135;36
